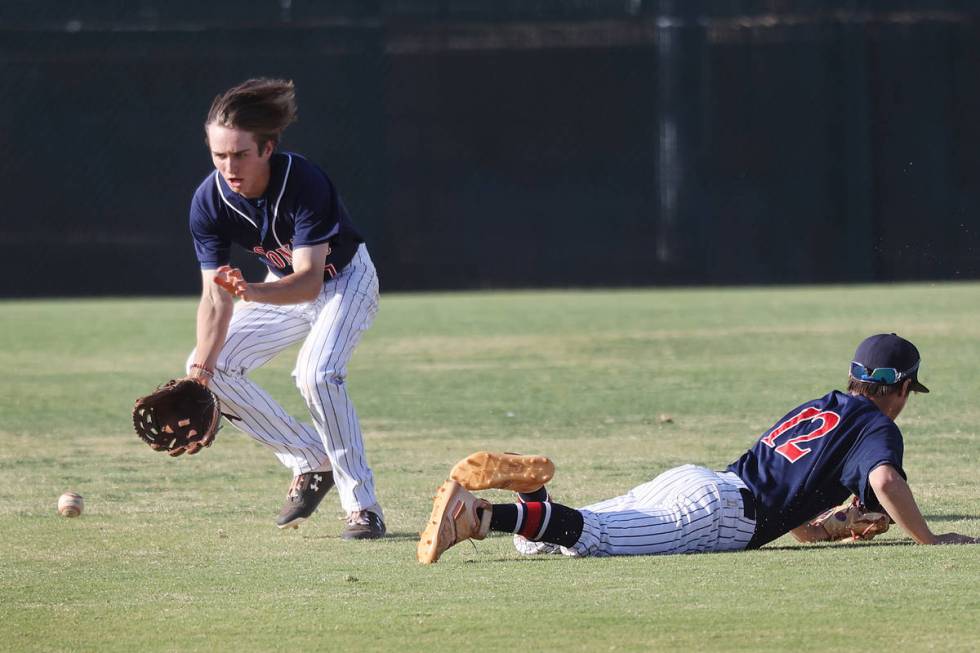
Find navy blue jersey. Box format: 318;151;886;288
189;152;364;280
727;391;905;548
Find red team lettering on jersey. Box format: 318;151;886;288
760;407;842;463
253;244;294;269
253;242;337;277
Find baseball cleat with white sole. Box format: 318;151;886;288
513;534;562;556
417;480;492;564
449;451;555;493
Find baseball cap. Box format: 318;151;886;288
850;333;929;393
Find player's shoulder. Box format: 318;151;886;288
774;390;841;417
799;389;867;411
775;390;890;426
279;151;333;187
190;171;221;210
816;389;900;436
827;389;889;417
189;171;226;229
274;151;338;211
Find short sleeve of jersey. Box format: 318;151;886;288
839;420;905;511
289;161;341;248
189;189;230;270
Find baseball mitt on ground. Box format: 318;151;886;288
132;379;221;457
810;496;890;542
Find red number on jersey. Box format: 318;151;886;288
760;407;841;463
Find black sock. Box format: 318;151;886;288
535;502;584;547
489;504;518;532
488;501;584;548
518;486;550;503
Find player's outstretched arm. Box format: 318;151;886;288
869;465;977;545
218;242;331;306
189;269;234;386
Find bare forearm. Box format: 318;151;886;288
245;270;322;305
872;477;935;544
870;466;979;545
194;294;233;371
213;244;329;305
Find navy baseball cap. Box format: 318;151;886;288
851;333;929;393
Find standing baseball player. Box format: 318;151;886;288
185;78;384;538
419;334;978;562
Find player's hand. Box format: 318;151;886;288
214;266;250;300
932;532;979;545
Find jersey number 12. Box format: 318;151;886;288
760;407;841;463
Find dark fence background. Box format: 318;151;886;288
2;0;978;296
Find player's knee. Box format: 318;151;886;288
214;352;252;378
295;367;345;399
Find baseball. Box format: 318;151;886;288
57;491;84;517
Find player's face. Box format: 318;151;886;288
206;124;274;198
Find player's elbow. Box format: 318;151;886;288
301;289;320;303
869;464;904;495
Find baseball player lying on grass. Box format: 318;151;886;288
418;334;978;563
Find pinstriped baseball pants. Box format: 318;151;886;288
187;244;381;514
538;465;755;557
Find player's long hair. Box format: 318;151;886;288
206;78;298;150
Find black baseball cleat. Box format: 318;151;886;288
276;471;335;529
341;510;386;540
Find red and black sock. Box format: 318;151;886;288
488;501;584;547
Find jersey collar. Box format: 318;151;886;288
213;153;291;230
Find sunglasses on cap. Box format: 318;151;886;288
849;360;920;385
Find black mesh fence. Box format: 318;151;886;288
1;1;979;296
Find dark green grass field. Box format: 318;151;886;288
1;284;979;652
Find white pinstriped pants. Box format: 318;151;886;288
187;244;380;514
518;465;755;557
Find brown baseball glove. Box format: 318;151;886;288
132;379;221;457
810;496;891;542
